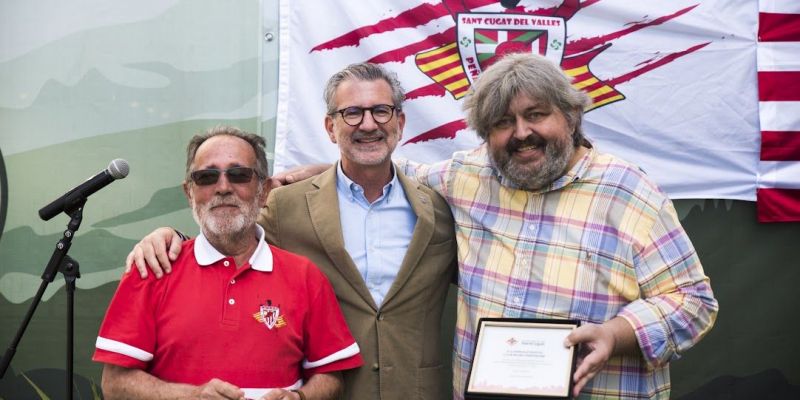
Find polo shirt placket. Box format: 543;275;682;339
220;258;246;328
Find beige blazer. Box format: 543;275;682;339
260;164;457;400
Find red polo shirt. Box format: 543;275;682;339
93;227;362;393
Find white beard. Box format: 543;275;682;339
191;189;262;240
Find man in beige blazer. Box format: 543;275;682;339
261;164;455;400
127;63;457;400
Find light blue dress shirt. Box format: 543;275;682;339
336;162;416;307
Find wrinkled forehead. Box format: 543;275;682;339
192;135;256;169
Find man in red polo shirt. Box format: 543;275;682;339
93;126;362;400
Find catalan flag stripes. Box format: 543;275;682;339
562;48;625;111
415;42;471;99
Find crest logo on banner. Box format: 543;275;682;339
414;10;625;118
458;13;564;87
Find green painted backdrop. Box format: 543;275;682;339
1;1;798;399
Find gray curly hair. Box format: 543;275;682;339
463;52;591;144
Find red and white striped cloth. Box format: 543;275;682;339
757;0;800;222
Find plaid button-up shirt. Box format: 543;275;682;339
402;144;718;399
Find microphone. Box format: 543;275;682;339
38;159;130;221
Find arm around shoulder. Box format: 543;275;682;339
124;227;188;279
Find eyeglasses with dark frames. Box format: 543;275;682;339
189;167;258;186
332;104;396;126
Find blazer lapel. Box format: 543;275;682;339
380;167;435;307
307;167;378;310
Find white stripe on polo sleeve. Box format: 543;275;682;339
303;342;360;369
96;337;153;362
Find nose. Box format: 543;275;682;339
512;116;530;140
359;109;379;131
214;172;234;195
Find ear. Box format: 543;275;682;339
259;179;272;206
182;181;193;205
325;114;337;143
396;110;406;141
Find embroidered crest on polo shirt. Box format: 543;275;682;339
252;299;286;330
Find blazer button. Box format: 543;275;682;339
377;313;385;321
371;363;380;371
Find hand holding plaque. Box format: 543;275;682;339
464;318;580;399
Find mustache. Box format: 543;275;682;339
207;195;244;209
352;130;386;141
506;133;546;152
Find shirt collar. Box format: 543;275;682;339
550;144;594;191
194;224;274;271
335;161;397;202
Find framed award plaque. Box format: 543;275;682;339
464;318;580;399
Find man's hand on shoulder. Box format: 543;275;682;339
123;227;185;279
270;164;330;187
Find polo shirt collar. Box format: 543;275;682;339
194;224;274;271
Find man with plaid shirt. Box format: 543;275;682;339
399;53;718;399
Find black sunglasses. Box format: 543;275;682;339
189;167;257;186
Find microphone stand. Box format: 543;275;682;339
0;198;86;400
